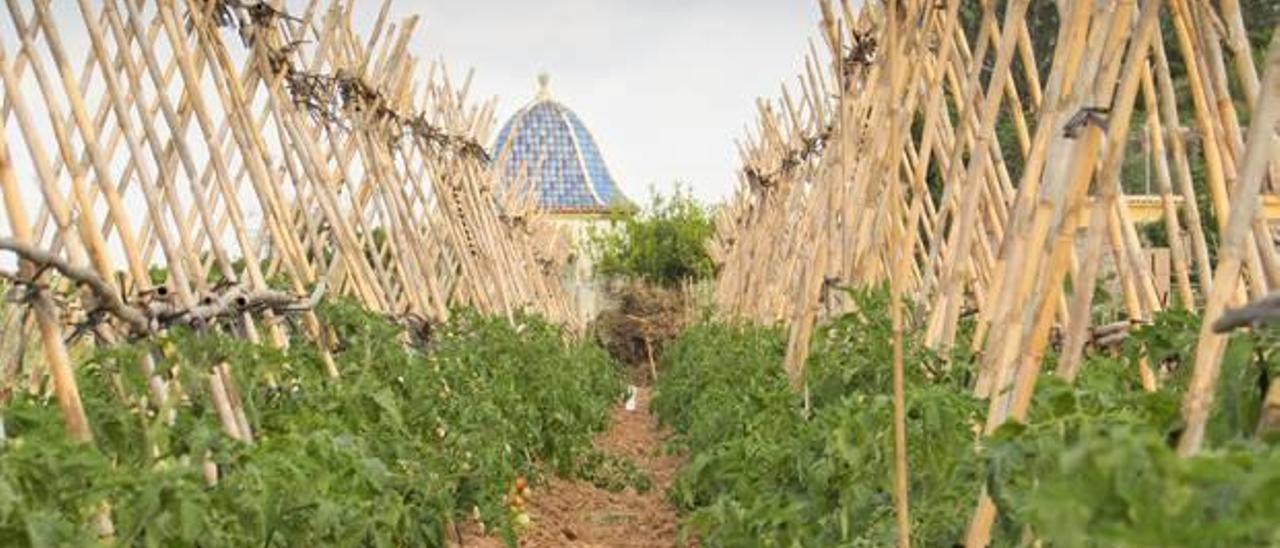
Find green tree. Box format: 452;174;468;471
590;185;715;287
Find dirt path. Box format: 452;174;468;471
461;386;683;547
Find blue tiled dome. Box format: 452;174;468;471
493;75;630;214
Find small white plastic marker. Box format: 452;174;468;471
624;385;638;412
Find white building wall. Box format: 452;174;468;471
548;216;617;323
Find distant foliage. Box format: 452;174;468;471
1239;0;1280;66
591;186;714;287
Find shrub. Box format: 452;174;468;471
591;185;715;288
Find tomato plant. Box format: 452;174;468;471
0;302;633;546
986;311;1280;546
658;289;1280;547
656;288;983;546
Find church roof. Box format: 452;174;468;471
492;75;630;214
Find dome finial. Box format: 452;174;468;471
536;72;552;100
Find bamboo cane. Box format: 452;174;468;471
1177;30;1280;457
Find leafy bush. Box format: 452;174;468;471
0;303;627;546
591;185;715;287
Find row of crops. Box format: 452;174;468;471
700;0;1280;544
656;289;1280;546
1;0;1278;546
7;274;1280;546
0;303;643;546
0;1;613;544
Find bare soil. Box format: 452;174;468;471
458;387;684;548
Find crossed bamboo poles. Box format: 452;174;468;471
0;0;581;534
712;0;1279;545
3;0;1278;543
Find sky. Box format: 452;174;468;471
376;0;823;204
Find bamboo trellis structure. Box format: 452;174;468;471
0;0;582;501
0;0;581;331
710;0;1278;544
